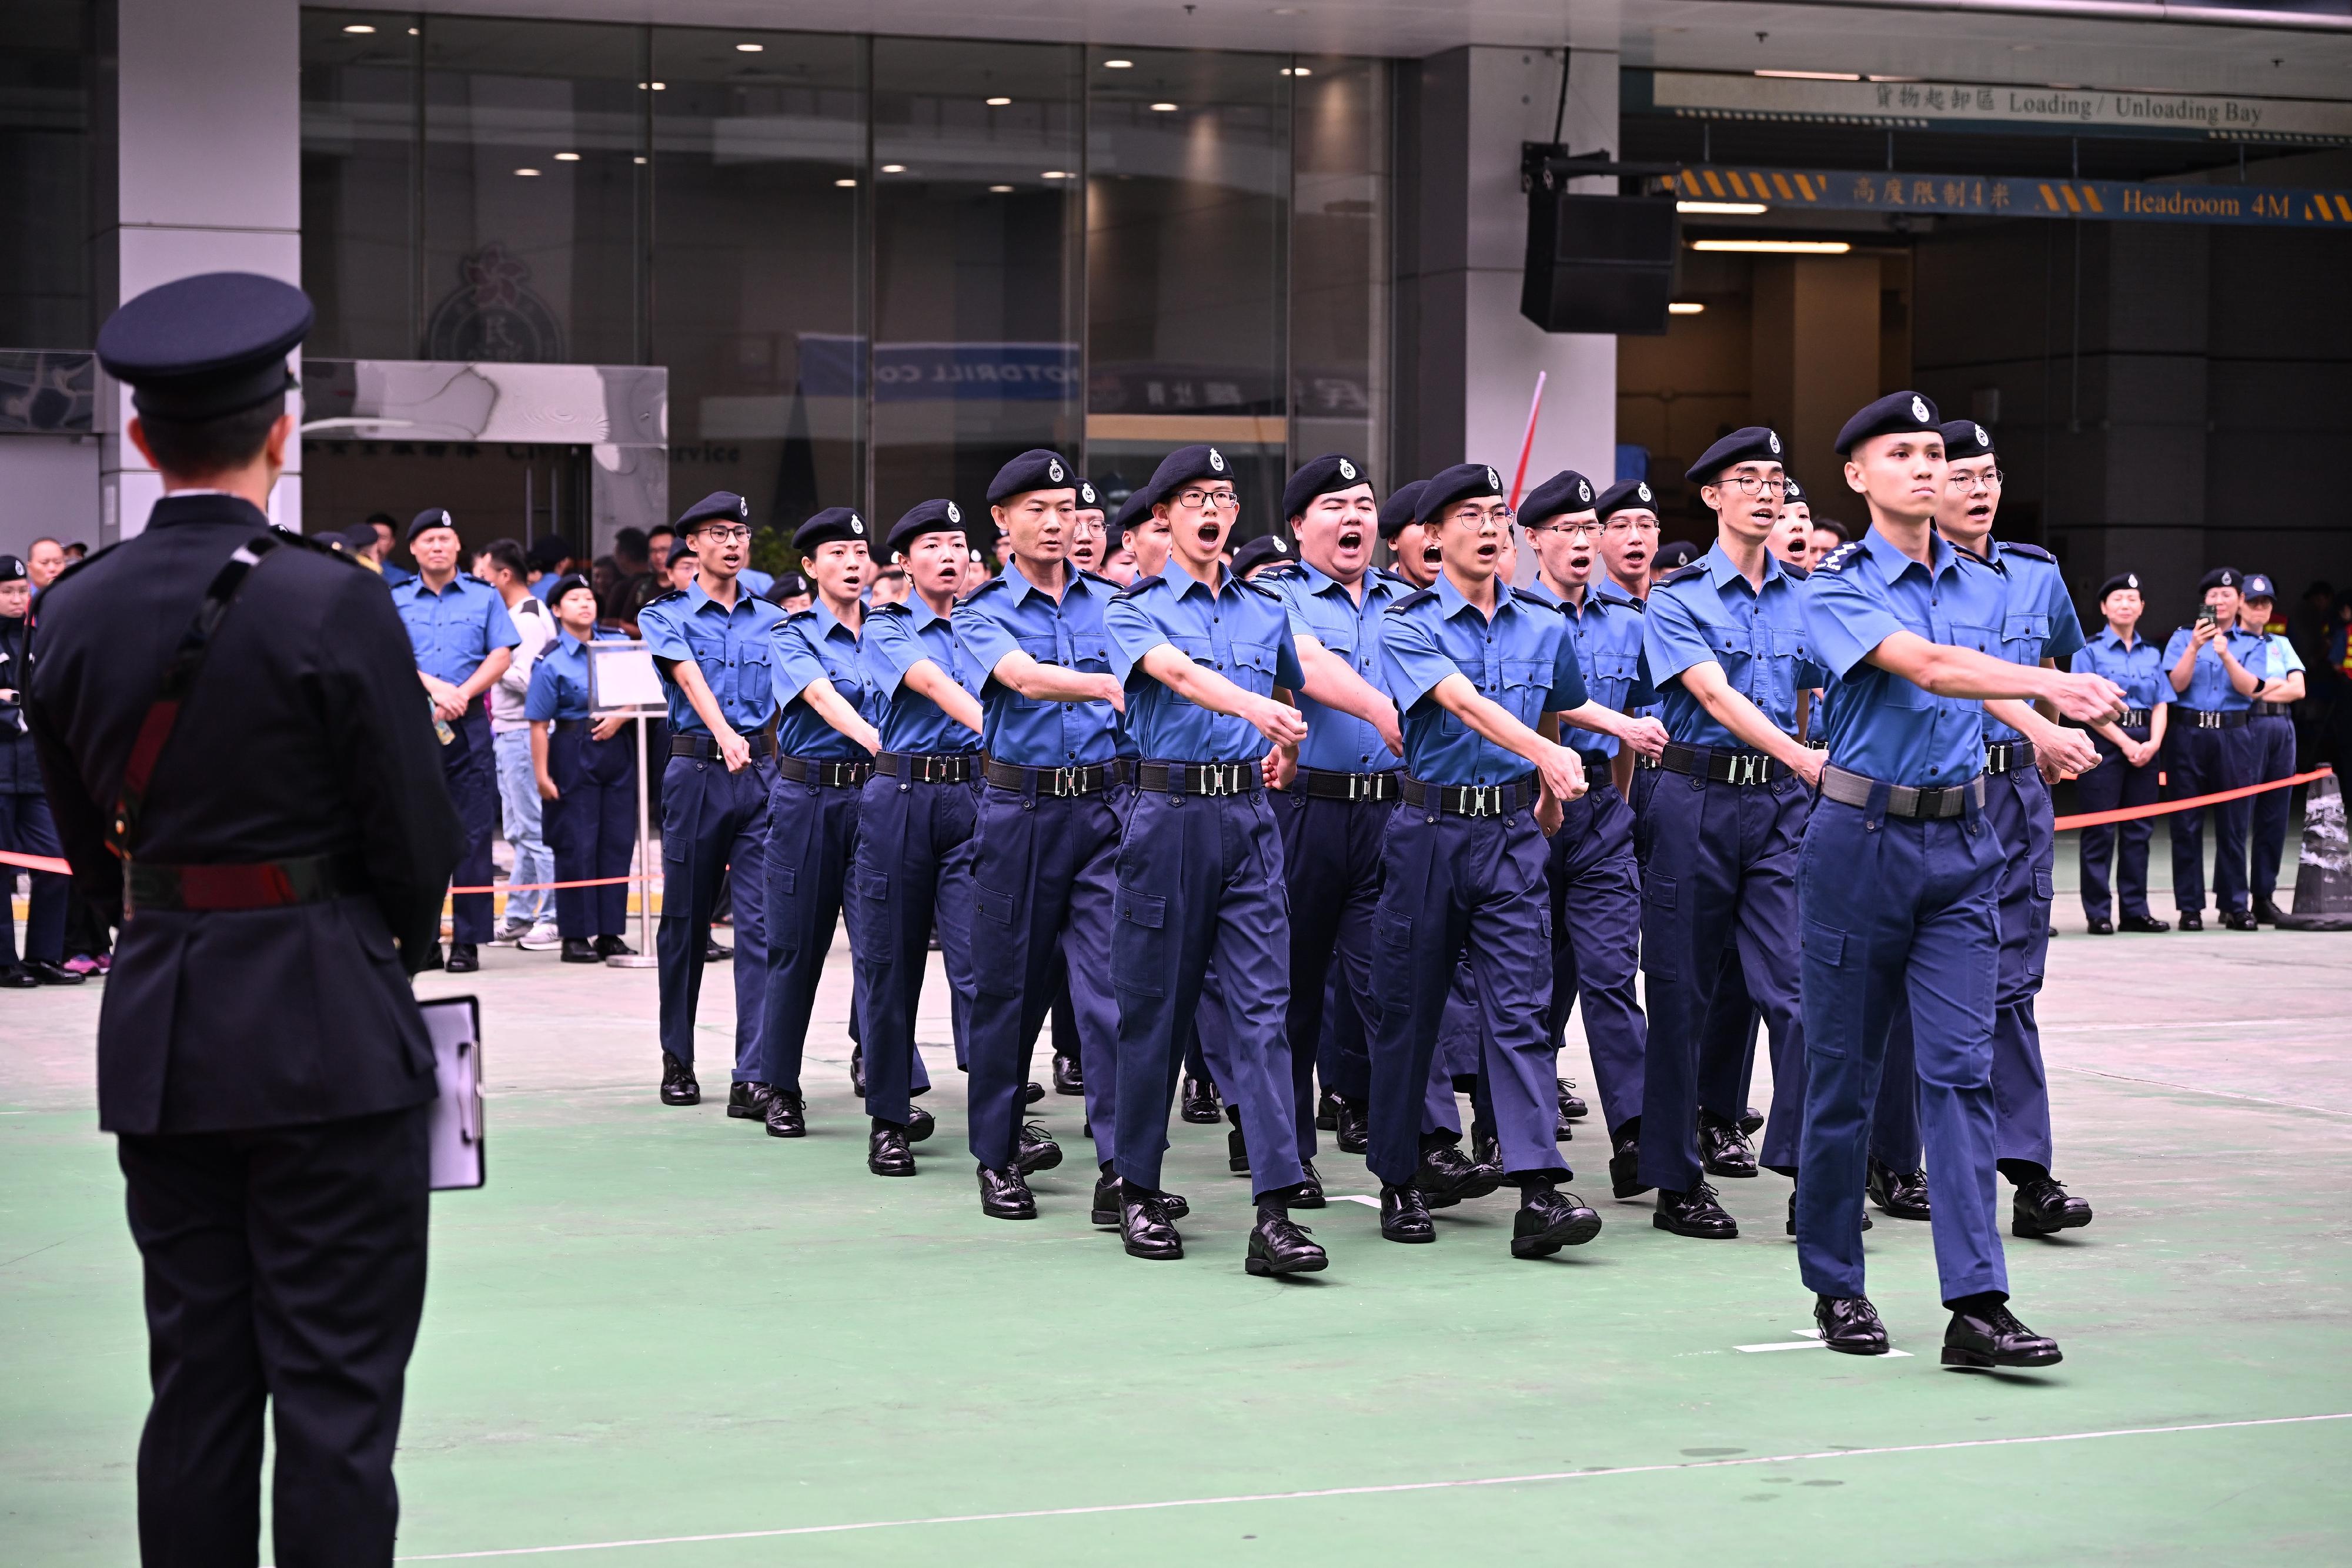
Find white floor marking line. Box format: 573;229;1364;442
2048;1065;2352;1119
385;1413;2352;1562
1733;1332;1912;1358
1331;1194;1383;1208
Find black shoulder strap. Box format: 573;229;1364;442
108;533;283;858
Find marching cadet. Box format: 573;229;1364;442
1635;428;1825;1241
1369;462;1658;1258
1795;390;2124;1365
1268;456;1409;1162
853;500;989;1176
1592;479;1659;601
758;507;886;1139
2163;568;2265;930
2239;573;2305;922
637;492;780;1110
526;574;641;962
1379;479;1439;587
953;450;1131;1223
1104;444;1389;1274
1514;469;1658;1199
1772;474;1816;568
30;272;463;1562
392;506;520;972
2072;572;2173;934
1933;420;2102;1239
1099;490;1141;586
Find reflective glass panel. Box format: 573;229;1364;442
300;10;417;358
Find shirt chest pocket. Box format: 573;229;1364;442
1589;650;1639;691
1067;633;1112;672
2001;611;2051;652
1494;654;1553;720
733;640;772;700
1229;640;1279;691
1010;632;1061;708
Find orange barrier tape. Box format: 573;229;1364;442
0;849;69;875
0;854;656;890
2050;765;2332;830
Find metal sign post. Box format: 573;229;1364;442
586;640;666;970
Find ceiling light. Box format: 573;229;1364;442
554;151;580;162
990;183;1014;192
1690;239;1853;255
986;96;1013;106
1754;70;1861;81
633;156;646;164
343;23;375;34
880;163;907;173
834;178;856;187
736;42;763;52
514;167;542;177
1103;59;1134;69
1668;302;1706;315
1041;170;1072;179
1150;102;1180;112
1678;200;1768;215
638;81;666;91
407;26;418;35
1279;66;1312;77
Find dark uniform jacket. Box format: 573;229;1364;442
0;612;37;793
26;493;465;1135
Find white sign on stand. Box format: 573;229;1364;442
586;640;666;969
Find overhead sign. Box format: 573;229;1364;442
1663;165;2352;229
1646;71;2352;143
799;335;1078;402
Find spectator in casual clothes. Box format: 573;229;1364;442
477;539;562;948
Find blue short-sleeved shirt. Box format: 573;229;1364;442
1274;561;1407;774
2159;622;2267;712
773;601;883;761
2070;627;2171;714
1802;527;2011;788
739;567;776;599
637;579;786;735
2263;631;2305;682
1593;577;1661;724
1957;541;2086;743
1642;543;1825;748
1521;579;1652;757
529;575;558;602
1381;574;1590;787
864;596;983;755
390;573;520;687
1104;567;1305;764
523;628;629;723
953;561;1126;768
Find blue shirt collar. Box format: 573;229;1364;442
1862;523;1963;582
1432;571;1523;622
905;594;953;634
410;571;476;599
1003;557;1084;606
1165;562;1234;602
1595;574;1643;606
811;597;858;641
2098;624;2144;650
686;577;754;618
1700;539;1785;591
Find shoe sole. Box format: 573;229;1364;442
1871;1191;1934;1221
2012;1213;2093;1238
1122;1243;1183;1260
1090;1206;1118;1226
764;1124;805;1138
726;1104;760;1119
1703;1160;1759;1178
983;1206;1037;1221
869;1164;917;1178
1016;1147;1064;1175
1381;1226;1436;1243
906;1121;934;1145
1942;1345;2062;1368
660;1092;700;1106
1180;1109;1221;1124
1245;1251;1328;1276
1515;1210;1604;1257
1292;1192;1326;1209
1423;1171;1504;1208
1825;1338;1892;1356
1337;1138;1368;1155
1651;1213;1738;1240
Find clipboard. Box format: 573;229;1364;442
420;995;486;1191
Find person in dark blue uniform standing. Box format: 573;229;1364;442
759;507;886;1139
637;492;781;1109
1369;463;1656;1258
29;272;464;1563
2163;569;2265;930
2238;573;2305;924
853;499;988;1178
0;553;81;985
953;450;1132;1223
390;506;519;972
526;574;640;962
1795;391;2124;1365
2072;572;2173;934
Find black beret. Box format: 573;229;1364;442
407;507;457;543
771;571;813;601
1141;444;1235;513
2199;567;2242;593
888;498;968;556
987;448;1077;505
2243;572;2277;601
1835;390;1942;456
1685;426;1786;486
1415;462;1505;524
1282;453;1370;521
0;554;25;584
1782;475;1808;505
96;271;311;421
1939;419;1996;461
340;522;383;553
546;573;594;605
1593;479;1658;521
1654;540;1703;572
1377;480;1428;541
677;490;750;531
1231;533;1294;577
794;506;871;551
1075;477;1104;511
1521;469;1599;525
527;533;574;569
2097;572;2144;601
666;541;699;569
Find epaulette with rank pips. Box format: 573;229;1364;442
1815;540;1866;574
1111;572;1165;600
644;586;689;609
1653;563;1706;589
1780;562;1810;580
1241;575;1291;602
1388;587;1438;614
1996;539;2056;564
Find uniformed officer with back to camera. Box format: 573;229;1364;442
2237;572;2306;924
850;500;988;1178
393;504;520;973
1794;390;2125;1366
954;450;1135;1223
1512;468;1659;1204
1930;419;2106;1240
2072;571;2173;935
637;492;781;1110
1632;427;1827;1242
527;573;642;963
1105;446;1391;1274
2163;567;2266;930
1370;462;1656;1259
757;506;888;1140
0;552;81;987
26;272;465;1562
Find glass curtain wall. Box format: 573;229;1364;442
1289;58;1388;496
1;1;96;351
300;12;419;359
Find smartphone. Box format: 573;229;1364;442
2197;604;2220;630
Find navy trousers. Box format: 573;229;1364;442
1985;766;2056;1174
1634;769;1809;1195
848;774;971;1125
441;706;498;945
1274;788;1389;1127
2166;723;2250;914
1366;805;1566;1189
1796;791;2007;1305
1696;947;1760;1127
2247;714;2297;900
965;783;1123;1173
761;773;863;1095
1542;782;1646;1134
0;787;68;965
657;753;773;1079
2076;733;2159;920
544;724;637;940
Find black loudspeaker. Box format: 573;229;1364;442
1520;191;1679;335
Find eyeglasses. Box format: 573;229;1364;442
1176;487;1240;510
1602;517;1659;536
1446;504;1514;527
1715;474;1789;497
1946;469;2004;490
1528;520;1602;539
693;525;753;543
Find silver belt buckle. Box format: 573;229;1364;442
1465;785;1496;818
1054;764;1078;795
1729;753;1762;786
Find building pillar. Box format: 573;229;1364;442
98;0;303;539
1750;255;1883;533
